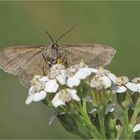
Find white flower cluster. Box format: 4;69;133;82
112;76;140;93
25;63;140;107
25;63;97;107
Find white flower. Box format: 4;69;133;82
66;65;82;88
32;91;46;102
133;123;140;132
39;76;49;82
67;77;80;88
126;82;138;92
31;75;45;90
74;67;98;80
56;70;66;85
45;79;59;93
90;77;105;90
52;88;80;107
90;67;117;90
107;73;118;83
132;77;140;93
25;87;47;105
99;76;112;89
49;64;67;85
112;76;138;93
66;62;98;88
96;67;117;84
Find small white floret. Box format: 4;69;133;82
56;70;66;85
25;94;33;105
39;76;49;82
67;77;80;88
67;89;80;101
51;91;66;107
74;68;89;80
99;76;112;89
45;79;59;93
52;88;80;108
107;73;117;83
32;91;47;102
126;82;138;92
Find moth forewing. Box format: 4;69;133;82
61;44;116;68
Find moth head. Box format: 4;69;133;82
51;43;58;50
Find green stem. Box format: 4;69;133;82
110;129;115;139
72;129;89;139
128;98;140;138
124;107;130;139
79;97;101;139
130;98;140;127
98;106;106;139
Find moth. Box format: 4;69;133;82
0;27;116;88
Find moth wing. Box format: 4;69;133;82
61;44;116;68
0;46;48;88
19;71;33;88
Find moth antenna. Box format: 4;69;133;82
55;26;76;43
42;27;54;44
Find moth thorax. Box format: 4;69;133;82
47;43;59;59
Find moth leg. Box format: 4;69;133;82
42;66;47;75
55;52;65;64
58;52;67;67
42;53;48;75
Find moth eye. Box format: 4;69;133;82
52;44;58;50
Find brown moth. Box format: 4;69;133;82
0;28;116;88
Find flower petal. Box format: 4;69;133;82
112;85;127;93
74;68;97;80
88;68;99;74
99;76;112;89
133;123;140;132
74;68;89;80
90;78;104;90
126;82;138;92
52;92;65;107
107;73;117;83
67;77;80;88
68;89;80;101
32;91;47;102
137;83;140;93
56;72;66;85
25;94;33;105
45;79;59;93
39;76;49;82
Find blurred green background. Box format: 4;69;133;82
0;1;140;139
